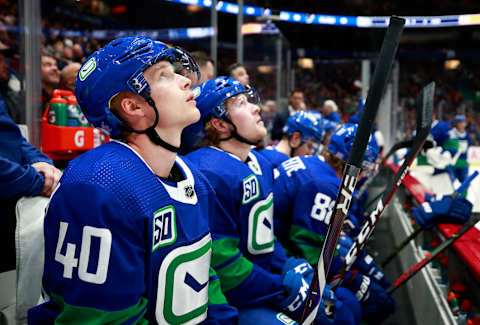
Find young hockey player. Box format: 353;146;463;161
260;110;325;168
187;77;358;324
29;36;237;324
273;124;395;324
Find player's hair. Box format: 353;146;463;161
323;149;345;175
198;120;222;148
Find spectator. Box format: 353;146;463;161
0;41;21;122
41;55;60;110
191;51;215;85
322;99;342;123
228;62;249;86
0;91;61;273
59;62;81;92
271;89;305;141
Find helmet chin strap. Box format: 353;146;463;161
120;96;181;153
218;116;259;146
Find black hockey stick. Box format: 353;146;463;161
330;81;434;291
380;170;479;268
300;16;405;324
386;213;480;294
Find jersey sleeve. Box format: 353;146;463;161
208;193;284;308
204;267;238;324
0;156;44;200
20;136;53;165
39;182;149;324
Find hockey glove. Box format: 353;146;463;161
281;257;314;283
354;252;391;289
412;196;472;229
276;266;336;323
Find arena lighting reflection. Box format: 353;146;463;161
166;0;480;28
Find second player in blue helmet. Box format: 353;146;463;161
260;110;326;167
180;76;260;154
187;77;345;324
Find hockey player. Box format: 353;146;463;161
187;77;357;324
29;37;237;324
444;114;471;183
260;110;325;167
274;124;395;324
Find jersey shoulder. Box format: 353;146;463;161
259;147;289;168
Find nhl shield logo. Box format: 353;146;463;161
184;184;194;198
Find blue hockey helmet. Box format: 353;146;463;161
451;114;467;125
321;118;338;134
194;76;260;123
283;110;325;142
75;36;175;138
328;123;379;171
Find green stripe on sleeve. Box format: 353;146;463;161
211;237;241;267
208;267;229;305
291;225;340;266
51;293;148;325
211;238;253;292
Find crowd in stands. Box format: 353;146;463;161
0;2;479;145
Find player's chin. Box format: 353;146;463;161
186;107;201;124
257;125;267;138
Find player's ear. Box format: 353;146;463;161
119;93;145;118
290;131;302;147
210;117;231;134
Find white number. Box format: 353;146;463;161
54;222;112;284
310;193;334;224
55;222;78;279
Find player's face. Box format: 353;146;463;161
226;93;266;142
143;60;200;129
294;139;317;156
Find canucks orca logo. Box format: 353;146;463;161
153;206;177;251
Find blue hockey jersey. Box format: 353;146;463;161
273;155;340;266
187;147;286;308
32;141;236;324
259;146;289;168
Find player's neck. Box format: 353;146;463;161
218;139;251;162
275;139;292;157
126;132;178;178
